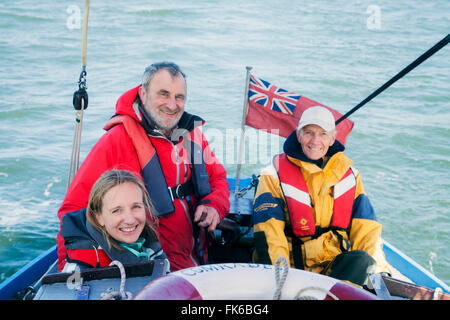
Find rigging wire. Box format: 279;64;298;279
336;33;450;125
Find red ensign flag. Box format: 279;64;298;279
245;75;354;145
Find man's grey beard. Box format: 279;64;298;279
148;109;183;133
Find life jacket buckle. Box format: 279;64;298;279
174;184;182;198
168;184;182;202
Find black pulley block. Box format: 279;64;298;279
73;89;88;110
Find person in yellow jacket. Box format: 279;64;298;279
252;106;392;286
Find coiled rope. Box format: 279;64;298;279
100;261;132;300
272;256;339;300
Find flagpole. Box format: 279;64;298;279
234;66;253;196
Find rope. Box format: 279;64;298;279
67;0;90;189
272;256;340;300
100;261;132;300
273;257;289;300
67;109;84;188
294;286;339;300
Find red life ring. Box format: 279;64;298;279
134;263;378;300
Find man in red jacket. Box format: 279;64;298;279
57;62;230;272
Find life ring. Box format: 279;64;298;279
134;262;378;300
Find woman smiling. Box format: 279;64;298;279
60;170;169;272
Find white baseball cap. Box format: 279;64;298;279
298;106;335;132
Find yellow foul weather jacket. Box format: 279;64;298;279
252;131;392;274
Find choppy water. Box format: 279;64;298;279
0;0;449;286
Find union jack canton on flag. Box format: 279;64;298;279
248;76;301;115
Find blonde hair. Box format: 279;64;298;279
86;169;158;250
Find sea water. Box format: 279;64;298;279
0;0;448;286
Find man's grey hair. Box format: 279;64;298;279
141;61;186;92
